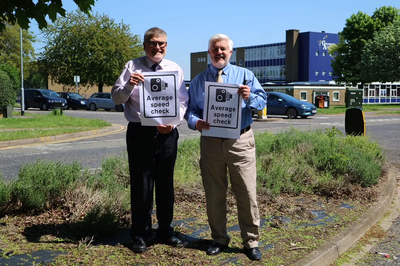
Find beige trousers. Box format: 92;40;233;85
200;129;260;249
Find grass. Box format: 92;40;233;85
0;110;111;141
316;104;400;115
0;128;387;265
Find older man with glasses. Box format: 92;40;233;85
112;27;188;253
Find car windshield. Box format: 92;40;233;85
69;93;85;100
41;90;60;98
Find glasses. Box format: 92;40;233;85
148;41;167;48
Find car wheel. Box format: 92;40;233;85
24;103;28;110
301;116;308;119
65;104;69;110
115;104;124;112
286;107;298;119
89;103;97;111
40;102;48;111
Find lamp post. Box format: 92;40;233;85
20;27;25;116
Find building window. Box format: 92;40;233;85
333;91;339;101
322;51;326;56
329;71;332;76
322;71;326;76
300;91;307;101
315;51;319;56
315;71;319;76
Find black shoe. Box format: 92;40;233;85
131;237;147;253
206;242;228;256
157;236;183;247
244;247;262;261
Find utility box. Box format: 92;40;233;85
346;89;363;108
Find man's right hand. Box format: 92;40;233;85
129;73;144;86
196;119;210;132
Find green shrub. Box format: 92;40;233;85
0;179;12;208
0;64;20;92
12;160;82;210
0;69;15;108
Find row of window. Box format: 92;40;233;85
248;66;286;79
315;71;332;76
299;91;340;102
315;51;327;56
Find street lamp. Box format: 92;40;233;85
20;27;25;116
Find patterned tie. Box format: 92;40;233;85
151;63;159;71
217;69;223;83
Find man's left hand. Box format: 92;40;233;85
238;85;250;100
157;124;174;134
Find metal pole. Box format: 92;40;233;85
20;27;25;116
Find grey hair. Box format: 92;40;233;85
144;27;167;43
208;33;233;51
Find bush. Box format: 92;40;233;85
11;160;82;210
0;179;12;209
0;64;20;92
0;70;15;108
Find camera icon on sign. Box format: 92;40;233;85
216;89;232;102
150;78;168;92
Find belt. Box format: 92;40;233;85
240;125;251;135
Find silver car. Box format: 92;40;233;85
87;92;124;112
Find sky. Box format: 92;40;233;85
30;0;400;80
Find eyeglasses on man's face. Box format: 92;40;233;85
148;41;167;48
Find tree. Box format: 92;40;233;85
0;0;95;32
330;6;400;86
0;23;35;79
359;21;400;83
40;10;144;92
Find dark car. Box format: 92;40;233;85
87;92;124;112
57;92;88;110
23;89;67;110
266;92;317;119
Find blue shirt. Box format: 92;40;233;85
185;63;267;131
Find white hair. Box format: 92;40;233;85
208;33;233;51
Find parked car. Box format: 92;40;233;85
265;92;317;119
57;92;88;110
23;89;67;110
87;92;124;112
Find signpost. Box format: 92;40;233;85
74;75;80;93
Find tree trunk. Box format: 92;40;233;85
98;82;104;93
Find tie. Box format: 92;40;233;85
217;69;223;83
151;63;159;71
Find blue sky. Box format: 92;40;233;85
30;0;399;80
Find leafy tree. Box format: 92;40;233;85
0;64;21;91
0;23;35;79
0;0;95;32
330;6;400;86
360;21;400;83
40;10;144;92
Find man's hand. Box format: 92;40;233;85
196;119;210;132
238;85;250;100
129;73;144;86
157;124;174;134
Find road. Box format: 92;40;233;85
0;110;400;182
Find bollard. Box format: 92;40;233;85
345;108;365;136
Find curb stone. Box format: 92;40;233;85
293;166;397;266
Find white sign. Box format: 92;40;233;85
139;71;180;126
74;75;80;83
202;81;242;139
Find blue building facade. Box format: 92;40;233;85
190;29;339;84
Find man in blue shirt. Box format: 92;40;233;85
185;33;267;261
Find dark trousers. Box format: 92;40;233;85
126;122;178;241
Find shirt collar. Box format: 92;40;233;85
209;63;232;76
145;56;163;69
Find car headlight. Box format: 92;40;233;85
301;104;308;109
81;101;87;105
48;100;54;103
